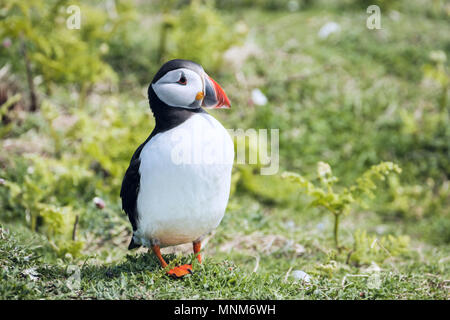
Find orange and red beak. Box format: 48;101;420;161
202;74;231;109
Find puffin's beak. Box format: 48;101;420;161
202;74;231;109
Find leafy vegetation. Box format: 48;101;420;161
283;161;402;248
0;0;449;299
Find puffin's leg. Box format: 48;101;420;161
151;244;168;268
193;240;202;264
151;241;192;278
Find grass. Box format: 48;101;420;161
1;1;449;299
1;223;448;299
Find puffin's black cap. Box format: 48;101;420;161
151;59;204;84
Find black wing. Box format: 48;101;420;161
120;133;155;248
120;155;141;231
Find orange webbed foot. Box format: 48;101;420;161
167;264;193;278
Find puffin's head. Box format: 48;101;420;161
149;59;230;110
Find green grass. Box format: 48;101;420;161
1;223;448;299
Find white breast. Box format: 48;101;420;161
135;113;234;247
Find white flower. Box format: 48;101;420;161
318;22;341;39
251;88;268;106
93;197;106;209
317;161;332;177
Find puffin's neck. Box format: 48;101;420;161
153;105;203;132
148;87;205;133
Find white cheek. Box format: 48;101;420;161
152;83;196;107
152;69;204;108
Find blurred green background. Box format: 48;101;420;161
0;0;448;299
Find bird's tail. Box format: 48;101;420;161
128;236;141;250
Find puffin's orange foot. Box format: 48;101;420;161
167;264;193;278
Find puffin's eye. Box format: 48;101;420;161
177;74;187;85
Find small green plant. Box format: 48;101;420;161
0;0;135;107
0;157;89;257
282;162;401;249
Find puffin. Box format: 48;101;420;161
120;59;234;278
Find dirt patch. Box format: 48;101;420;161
219;232;305;256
